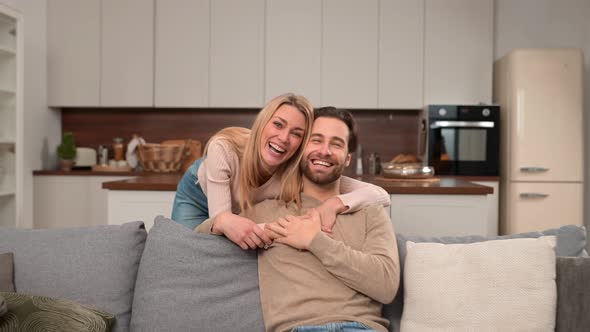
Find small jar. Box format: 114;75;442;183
113;137;124;161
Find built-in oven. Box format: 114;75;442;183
427;105;500;176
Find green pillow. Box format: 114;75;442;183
0;292;115;331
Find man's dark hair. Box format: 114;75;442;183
314;107;358;153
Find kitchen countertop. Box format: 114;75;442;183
101;174;493;195
33;170;157;176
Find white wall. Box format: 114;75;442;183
494;0;590;248
2;0;60;228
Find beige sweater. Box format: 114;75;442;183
198;195;400;332
197;138;391;219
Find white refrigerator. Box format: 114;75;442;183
494;48;584;235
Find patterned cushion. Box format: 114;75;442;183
0;292;115;331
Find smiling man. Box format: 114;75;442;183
248;107;400;332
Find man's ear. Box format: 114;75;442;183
345;153;351;167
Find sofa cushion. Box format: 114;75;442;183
400;237;557;331
131;217;264;331
383;225;587;332
0;221;147;332
0;252;14;292
0;292;115;331
556;257;590;332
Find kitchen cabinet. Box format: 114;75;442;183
424;0;493;105
47;0;100;107
379;0;424;109
210;0;264;108
0;5;21;228
322;0;379;108
101;0;154;107
154;0;209;107
265;0;321;106
471;180;499;236
33;176;134;228
390;193;491;237
107;190;175;231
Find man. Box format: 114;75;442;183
198;107;400;332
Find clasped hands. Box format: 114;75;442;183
212;197;344;251
264;208;325;251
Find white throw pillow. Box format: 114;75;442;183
401;236;557;332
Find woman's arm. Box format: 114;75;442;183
316;176;390;232
196;140;271;249
338;176;390;212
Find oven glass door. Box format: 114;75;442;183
429;120;498;175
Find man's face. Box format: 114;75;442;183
300;117;352;185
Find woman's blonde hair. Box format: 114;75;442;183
241;93;313;211
204;93;313;212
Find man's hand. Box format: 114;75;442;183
265;209;322;250
315;196;347;234
212;211;272;250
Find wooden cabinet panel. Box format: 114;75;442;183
379;0;424;109
424;0;493;105
47;0;100;106
210;0;264;107
155;0;209;107
322;0;379;108
265;0;321;106
101;0;154;106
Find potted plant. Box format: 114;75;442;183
57;132;77;171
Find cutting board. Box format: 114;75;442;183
374;176;440;183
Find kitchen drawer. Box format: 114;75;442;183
502;182;583;234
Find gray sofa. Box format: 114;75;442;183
1;217;589;332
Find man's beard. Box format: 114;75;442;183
300;156;345;185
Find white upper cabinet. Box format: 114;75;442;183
47;0;100;107
424;0;493;105
210;0;264;108
379;0;424;109
265;0;321;106
322;0;379;109
154;0;209;107
101;0;154;107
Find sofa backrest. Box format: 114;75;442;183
0;221;147;332
130;217;265;331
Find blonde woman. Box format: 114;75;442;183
171;93;389;250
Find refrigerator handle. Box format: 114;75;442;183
519;193;549;199
520;167;549;173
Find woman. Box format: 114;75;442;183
172;93;389;250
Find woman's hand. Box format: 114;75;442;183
212;211;273;250
265;209;322;250
315;197;347;233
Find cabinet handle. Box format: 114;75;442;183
519;192;549;199
520;167;549;173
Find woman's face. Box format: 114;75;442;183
259;104;307;172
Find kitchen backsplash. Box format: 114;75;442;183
61;108;421;175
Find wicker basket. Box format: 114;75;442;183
137;140;191;173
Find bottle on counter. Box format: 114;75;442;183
355;144;363;176
98;145;108;166
368;152;380;176
113;137;124;161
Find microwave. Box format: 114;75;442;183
427;105;500;176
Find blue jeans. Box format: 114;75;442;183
171;158;209;229
291;321;377;332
